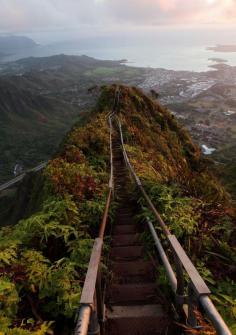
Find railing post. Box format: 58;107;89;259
175;256;185;296
74;305;91;335
175;255;186;312
88;293;100;335
187;283;199;329
96;266;105;335
88;311;100;335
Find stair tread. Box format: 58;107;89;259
109;283;158;304
110;246;144;260
111;282;157;290
113;225;137;235
111;234;140;246
111;260;155;278
107;304;165;319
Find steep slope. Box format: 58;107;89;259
213;143;236;199
0;78;86;183
112;86;227;200
0;85;235;334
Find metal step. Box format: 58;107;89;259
111;234;140;246
110;246;144;261
111;260;155;278
113;225;137;235
116;211;134;218
109;283;158;304
115;217;135;225
105;135;173;334
106;304;168;335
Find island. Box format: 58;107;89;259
208;57;228;63
207;45;236;53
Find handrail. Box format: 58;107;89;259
168;234;210;296
80;238;103;304
99;189;112;239
0;161;47;192
108;116;113;190
146;216;177;293
74;306;91;335
116;115;232;335
98;110;114;239
74;89;120;335
75;238;103;334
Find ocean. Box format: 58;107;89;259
2;26;236;72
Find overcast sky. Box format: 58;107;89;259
0;0;235;36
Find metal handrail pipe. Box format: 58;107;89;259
80;238;103;305
108;116;113;190
139;185;171;236
116;119;144;187
200;296;232;335
146;216;177;293
74;305;91;335
0;161;47;192
168;235;211;296
74;89;119;335
108;176;113;189
99;188;112;239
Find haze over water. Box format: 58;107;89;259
2;26;236;72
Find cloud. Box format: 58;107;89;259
103;0;236;25
0;0;235;34
0;0;106;32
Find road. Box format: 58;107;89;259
0;162;47;192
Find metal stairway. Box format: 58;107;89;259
105;135;172;334
74;88;232;335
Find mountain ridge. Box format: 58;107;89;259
0;35;37;52
0;85;235;334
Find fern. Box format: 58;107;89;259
68;237;93;268
0;241;18;266
3;321;54;335
22;250;50;290
0;277;19;319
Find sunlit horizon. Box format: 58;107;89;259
0;0;236;37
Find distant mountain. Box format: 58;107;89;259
0;35;37;53
0;53;128;75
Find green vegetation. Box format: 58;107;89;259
105;85;235;333
0;104;111;333
0;81;84;183
0;84;235;333
213;143;236;199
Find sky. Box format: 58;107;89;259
0;0;235;37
